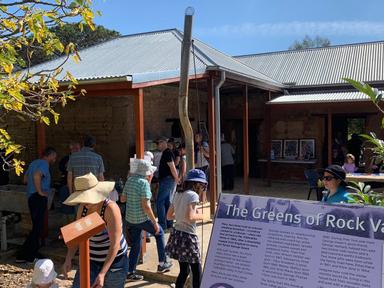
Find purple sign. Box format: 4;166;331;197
201;194;384;288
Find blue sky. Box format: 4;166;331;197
93;0;384;55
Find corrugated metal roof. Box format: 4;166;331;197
236;41;384;87
268;91;371;104
28;29;282;89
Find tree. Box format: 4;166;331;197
289;35;331;50
22;23;121;66
0;0;97;175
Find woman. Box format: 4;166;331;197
321;164;350;203
166;169;207;288
62;173;128;288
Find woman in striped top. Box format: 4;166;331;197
62;173;128;288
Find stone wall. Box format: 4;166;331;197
7;84;207;182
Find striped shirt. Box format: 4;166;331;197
123;175;152;224
67;147;105;178
81;199;128;262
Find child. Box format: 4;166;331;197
342;154;357;173
27;259;58;288
166;169;207;288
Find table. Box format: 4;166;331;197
346;173;384;183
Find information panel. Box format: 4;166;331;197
201;194;384;288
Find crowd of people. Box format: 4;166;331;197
16;133;216;287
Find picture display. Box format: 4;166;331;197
283;139;298;159
299;139;315;160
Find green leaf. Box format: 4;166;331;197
41;116;50;125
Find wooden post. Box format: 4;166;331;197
79;240;90;288
36;121;46;157
60;212;105;288
134;88;145;159
327;110;332;165
133;88;146;256
243;85;249;194
207;75;216;216
266;92;272;187
178;8;195;171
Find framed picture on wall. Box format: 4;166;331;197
271;140;283;159
299;139;315;160
283;139;299;159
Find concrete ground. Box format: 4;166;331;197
2;177;313;286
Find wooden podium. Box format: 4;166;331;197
61;212;105;288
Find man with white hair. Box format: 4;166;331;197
121;159;172;281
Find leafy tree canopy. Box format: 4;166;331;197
23;23;121;66
289;35;331;50
0;0;98;175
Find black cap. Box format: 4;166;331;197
321;165;346;182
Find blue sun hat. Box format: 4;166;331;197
185;169;207;184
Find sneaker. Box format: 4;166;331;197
157;261;173;273
127;272;144;281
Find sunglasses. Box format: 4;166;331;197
321;176;336;181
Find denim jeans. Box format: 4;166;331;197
72;254;128;288
16;193;47;261
127;220;166;273
157;176;176;230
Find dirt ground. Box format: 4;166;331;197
0;259;173;288
0;260;73;288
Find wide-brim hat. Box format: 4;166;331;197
130;158;157;176
320;164;346;183
64;173;115;206
31;259;57;285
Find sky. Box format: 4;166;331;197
93;0;384;56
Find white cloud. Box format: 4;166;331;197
196;21;384;37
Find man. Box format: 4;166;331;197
67;135;105;194
156;136;179;231
221;134;235;190
194;132;209;173
58;141;81;222
121;159;172;281
16;147;57;263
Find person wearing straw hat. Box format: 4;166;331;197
62;173;128;288
165;169;207;288
120;158;172;281
27;259;58;288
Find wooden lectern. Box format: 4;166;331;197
61;212;105;288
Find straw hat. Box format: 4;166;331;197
63;173;115;206
31;259;57;285
130;158;157;176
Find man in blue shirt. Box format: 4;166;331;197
16;147;57;263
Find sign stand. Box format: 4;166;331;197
61;212;105;288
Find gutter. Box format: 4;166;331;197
58;75;133;86
206;66;285;92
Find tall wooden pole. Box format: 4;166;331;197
36;122;46;157
134;88;145;159
179;7;195;171
79;240;90;288
207;75;216;216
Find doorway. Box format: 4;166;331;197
222;119;261;177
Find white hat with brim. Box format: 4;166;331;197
31;259;57;285
63;173;115;206
130;158;157;176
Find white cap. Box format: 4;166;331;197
31;259;57;285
